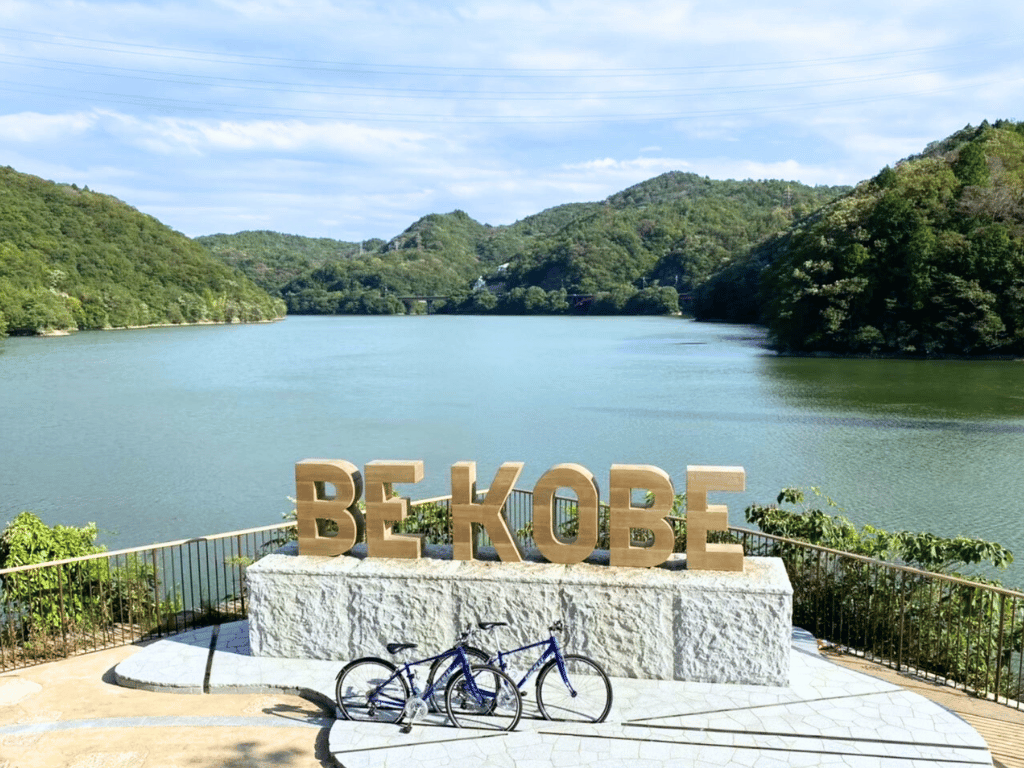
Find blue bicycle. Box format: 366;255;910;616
431;620;613;723
335;635;522;732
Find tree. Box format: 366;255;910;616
952;142;990;188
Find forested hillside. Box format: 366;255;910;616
717;120;1024;356
501;174;842;300
202;174;846;316
0;167;285;336
195;230;372;295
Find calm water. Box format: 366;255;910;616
2;316;1023;585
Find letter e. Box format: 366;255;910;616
685;466;745;571
365;460;425;559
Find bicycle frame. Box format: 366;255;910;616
366;645;485;714
489;635;577;696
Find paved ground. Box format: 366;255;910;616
823;649;1024;768
0;622;1000;768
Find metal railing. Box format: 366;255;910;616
0;522;294;672
4;500;1022;711
731;526;1024;709
440;489;1024;708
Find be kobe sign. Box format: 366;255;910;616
295;460;746;571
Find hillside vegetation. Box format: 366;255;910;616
0;167;285;336
202;174;846;316
698;120;1024;356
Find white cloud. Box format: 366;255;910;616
76;111;435;157
0;111;97;141
1;1;1020;240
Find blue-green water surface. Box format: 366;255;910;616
1;316;1022;585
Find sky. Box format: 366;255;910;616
1;1;1022;242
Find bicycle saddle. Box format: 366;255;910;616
478;621;508;630
386;642;418;654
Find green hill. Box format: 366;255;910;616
195;230;369;296
747;120;1024;356
0;167;285;336
202;174;847;316
501;174;845;300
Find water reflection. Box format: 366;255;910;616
761;356;1024;422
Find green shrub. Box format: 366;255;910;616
0;512;106;635
744;488;1022;699
0;512;178;642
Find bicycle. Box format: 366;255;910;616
334;635;522;732
430;619;613;723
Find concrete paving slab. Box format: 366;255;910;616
111;625;212;694
108;622;994;768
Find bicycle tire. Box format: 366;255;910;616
425;645;489;712
445;664;522;731
335;657;409;723
535;654;612;722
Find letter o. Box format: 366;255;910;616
532;464;599;564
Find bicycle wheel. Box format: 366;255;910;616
535;654;612;722
445;664;522;731
335;657;409;723
425;646;489;712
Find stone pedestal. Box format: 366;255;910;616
246;542;793;686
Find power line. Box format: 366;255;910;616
0;25;1018;79
0;51;980;102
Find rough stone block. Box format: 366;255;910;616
247;542;792;686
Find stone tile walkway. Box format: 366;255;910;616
106;622;993;768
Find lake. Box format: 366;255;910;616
2;315;1023;586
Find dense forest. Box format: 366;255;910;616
199;175;846;317
697;120;1024;356
0;167;285;337
8;119;1023;355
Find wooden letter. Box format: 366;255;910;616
532;464;599;564
608;464;676;567
686;466;745;571
365;460;425;559
451;461;526;563
295;459;364;556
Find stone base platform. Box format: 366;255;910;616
246;543;793;686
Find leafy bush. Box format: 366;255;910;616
744;488;1022;699
0;512;175;642
395;501;453;545
0;512;107;634
745;487;1013;572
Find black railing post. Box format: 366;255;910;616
151;548;162;638
994;593;1007;701
896;570;906;672
237;534;246;616
56;565;69;659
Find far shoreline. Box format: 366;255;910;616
31;316;285;338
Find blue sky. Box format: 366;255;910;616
1;1;1021;241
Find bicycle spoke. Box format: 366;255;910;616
536;655;612;722
336;658;409;723
445;665;522;731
